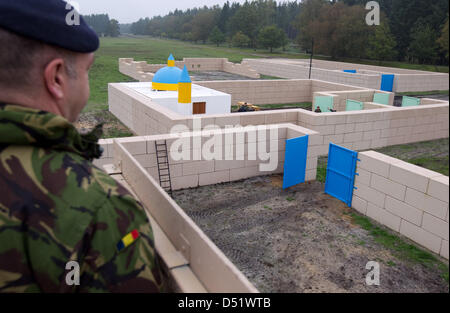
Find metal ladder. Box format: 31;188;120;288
155;140;173;196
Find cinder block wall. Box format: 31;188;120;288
120;58;449;92
312;88;393;112
222;60;260;79
196;79;312;106
109;82;308;136
95;124;321;190
352;151;449;259
297;103;449;154
243;59;309;79
118;58;260;80
109;81;448;152
394;74;450;93
244;59;449;92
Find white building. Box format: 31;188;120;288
120;82;232;116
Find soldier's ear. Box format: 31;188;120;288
44;58;66;100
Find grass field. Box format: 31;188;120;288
87;36;449;107
87;36;291;106
82;36;449;138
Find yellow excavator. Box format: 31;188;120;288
237;101;260;112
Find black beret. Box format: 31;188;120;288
0;0;99;53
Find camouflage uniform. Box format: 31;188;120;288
0;103;164;293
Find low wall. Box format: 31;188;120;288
312;87;394;112
119;58;155;81
119;58;260;81
297;102;449;154
109;80;448;153
243;59;449;93
352;151;449;259
109;81;305;136
394;74;449;93
94;124;321;188
196;79;312;106
112;140;258;292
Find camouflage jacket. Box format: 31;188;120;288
0;103;164;293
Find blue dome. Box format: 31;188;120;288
153;66;182;85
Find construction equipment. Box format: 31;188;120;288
237;101;260;112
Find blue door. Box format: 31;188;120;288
380;74;395;92
324;143;358;206
283;135;309;189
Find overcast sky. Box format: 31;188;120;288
72;0;255;24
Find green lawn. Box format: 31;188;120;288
83;37;449;138
87;36;449;108
348;211;448;283
396;90;449;97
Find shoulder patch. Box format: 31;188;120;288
116;229;140;252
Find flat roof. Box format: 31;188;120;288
122;82;230;99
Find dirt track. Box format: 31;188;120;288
173;175;449;293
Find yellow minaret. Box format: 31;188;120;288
178;65;192;104
167;54;175;67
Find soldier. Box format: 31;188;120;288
0;0;165;292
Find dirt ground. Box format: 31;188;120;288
173;175;449;293
75;110;134;138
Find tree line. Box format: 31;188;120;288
83;14;120;37
94;0;449;65
129;1;299;52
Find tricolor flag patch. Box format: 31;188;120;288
117;229;140;252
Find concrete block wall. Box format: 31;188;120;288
109;78;377;138
243;58;449;92
244;59;380;89
118;58;260;81
109;80;448;152
109;79;321;136
109;83;183;136
394;74;450;93
421;98;449;105
120;58;449;93
352;151;449;259
94;124;321;190
297;103;449;154
310;59;428;74
311;79;369;94
242;59;309;79
222;60;260;79
182;58;225;71
196;79;312;106
111;140;258;292
110;81;306;136
312;68;381;90
312;88;394;112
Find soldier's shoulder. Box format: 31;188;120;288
56;149;136;202
2;144;135;207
